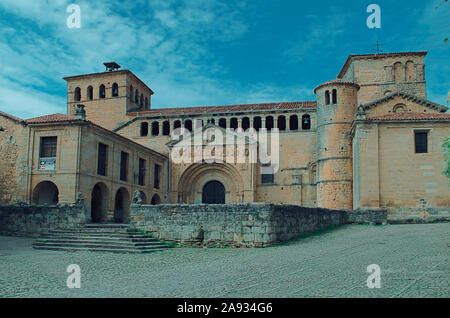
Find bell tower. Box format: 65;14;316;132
63;62;154;130
314;79;360;210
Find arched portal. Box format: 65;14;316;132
177;163;244;204
91;182;109;223
202;180;225;204
114;187;130;223
151;194;161;205
32;181;59;205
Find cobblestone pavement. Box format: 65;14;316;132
0;223;448;298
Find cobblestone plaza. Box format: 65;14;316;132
1;223;448;298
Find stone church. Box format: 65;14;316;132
0;51;449;222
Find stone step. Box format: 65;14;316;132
46;229;140;235
38;235;158;242
84;223;130;228
32;245;167;254
33;242;170;250
33;226;170;254
35;238;163;246
42;230;149;237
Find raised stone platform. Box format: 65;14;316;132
130;203;387;247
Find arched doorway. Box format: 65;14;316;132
202;181;225;204
114;187;130;223
91;182;109;223
32;181;59;205
151;194;161;205
177;163;244;204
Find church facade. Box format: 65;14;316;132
0;51;449;222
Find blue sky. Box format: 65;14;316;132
0;0;448;119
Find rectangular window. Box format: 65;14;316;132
415;131;428;154
40;136;57;158
154;164;161;189
262;173;274;184
120;151;129;181
138;158;146;186
97;143;108;176
261;165;274;184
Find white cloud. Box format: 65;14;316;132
0;0;317;119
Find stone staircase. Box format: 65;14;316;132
33;224;171;254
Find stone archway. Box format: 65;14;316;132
151;194;161;205
32;181;59;205
114;187;130;223
91;182;109;223
202;180;225;204
177;163;244;204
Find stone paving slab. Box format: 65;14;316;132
0;223;448;298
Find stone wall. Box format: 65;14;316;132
130;203;386;247
0;204;87;237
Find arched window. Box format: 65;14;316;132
151;122;160;136
184;119;192;132
406;61;415;82
302;115;311;130
145;97;148;109
394;62;403;83
266;116;274;130
174;120;181;130
74;87;81;101
325;90;330;105
332;89;337;104
277;116;286;131
129;85;133;101
289;115;298;131
99;85;106;99
163;121;170;136
253;116;262;131
87;86;93;100
140;122;148;136
112;83;119;97
135;89;139;103
219;118;227;129
242;117;250;130
230;118;238;130
140;94;144;107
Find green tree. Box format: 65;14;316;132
443;137;450;181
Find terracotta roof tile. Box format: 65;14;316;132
25;113;78;124
128;101;316;116
314;78;360;93
367;112;450;121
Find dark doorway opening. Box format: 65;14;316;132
202;180;225;204
91;183;108;223
114;188;130;223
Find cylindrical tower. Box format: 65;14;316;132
314;79;360;210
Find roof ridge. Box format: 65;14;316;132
363;92;448;112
